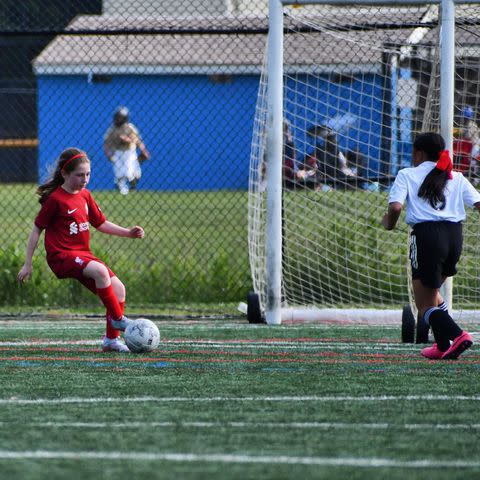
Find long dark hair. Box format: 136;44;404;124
37;147;90;204
416;132;449;210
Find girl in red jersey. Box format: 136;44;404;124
17;147;144;352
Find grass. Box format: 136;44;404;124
1;316;480;479
0;185;251;307
2;184;480;311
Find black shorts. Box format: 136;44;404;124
409;221;463;289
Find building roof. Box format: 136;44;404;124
33;6;480;75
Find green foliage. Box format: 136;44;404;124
1;186;251;308
3;185;479;310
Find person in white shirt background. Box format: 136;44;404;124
103;106;150;195
382;132;480;360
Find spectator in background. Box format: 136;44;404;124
297;125;356;190
454;105;480;183
260;119;299;190
282;119;298;189
103;106;150;195
461;105;480;145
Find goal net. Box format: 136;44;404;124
248;2;480;324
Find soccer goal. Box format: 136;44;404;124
248;0;480;325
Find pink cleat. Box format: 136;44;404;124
421;343;443;360
441;331;473;360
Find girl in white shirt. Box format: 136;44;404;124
382;132;480;360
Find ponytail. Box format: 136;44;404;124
415;133;451;210
418;168;450;209
37;148;89;204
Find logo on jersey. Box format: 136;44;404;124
431;198;446;211
67;208;77;214
75;256;84;265
69;221;89;235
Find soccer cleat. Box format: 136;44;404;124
102;336;130;353
421;343;443;360
441;331;473;360
109;315;131;331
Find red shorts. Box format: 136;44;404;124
47;251;115;294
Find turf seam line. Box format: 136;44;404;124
2;395;480;404
0;421;479;430
0;450;478;468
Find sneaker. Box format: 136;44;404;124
441;331;473;360
102;336;130;353
421;343;443;360
109;315;131;331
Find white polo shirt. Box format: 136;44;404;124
389;161;480;225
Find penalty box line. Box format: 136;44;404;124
0;450;478;468
0;420;479;430
2;395;480;404
0;339;420;351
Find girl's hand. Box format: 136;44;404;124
17;264;33;284
129;226;144;239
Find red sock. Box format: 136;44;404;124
105;313;119;339
97;285;123;320
104;298;125;340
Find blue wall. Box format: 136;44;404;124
38;74;259;190
37;72;397;190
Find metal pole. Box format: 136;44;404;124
440;0;455;309
265;0;283;325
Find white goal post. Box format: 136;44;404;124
249;0;480;325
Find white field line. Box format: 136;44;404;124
0;339;421;351
0;450;478;468
0;421;479;430
0;338;448;350
2;395;480;405
0;323;401;330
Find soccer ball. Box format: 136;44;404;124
124;318;160;353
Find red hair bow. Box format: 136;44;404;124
436;150;453;179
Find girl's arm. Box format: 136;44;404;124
382;202;402;230
96;221;144;239
17;224;42;283
137;140;150;161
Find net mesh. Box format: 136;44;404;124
249;3;480;316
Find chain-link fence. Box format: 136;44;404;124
1;0;270;310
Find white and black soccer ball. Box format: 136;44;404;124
124;318;160;353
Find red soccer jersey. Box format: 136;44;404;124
34;187;106;259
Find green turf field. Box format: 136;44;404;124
1;316;480;479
